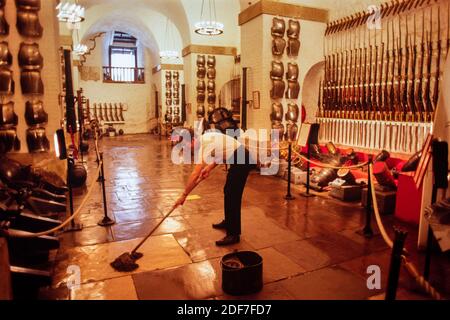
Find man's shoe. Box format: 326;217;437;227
212;220;227;230
215;235;240;246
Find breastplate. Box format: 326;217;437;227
26;127;50;153
0;69;14;95
271;18;285;37
287;19;300;39
287;39;301;57
270;61;284;80
197;80;206;92
0;102;18;128
207;68;216;80
0;41;12;67
207;80;215;92
286;63;299;81
271;80;286;100
197;55;206;67
17;10;43;38
197;66;206;79
19;42;43;70
0;8;9;36
272;37;286;56
270;103;284;122
0;129;21;153
25;100;47;126
207;55;216;68
286;81;300;100
286;103;299;122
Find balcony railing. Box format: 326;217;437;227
103;66;145;84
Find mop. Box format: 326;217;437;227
111;176;205;272
110;204;178;272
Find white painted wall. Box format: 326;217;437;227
78;35;156;134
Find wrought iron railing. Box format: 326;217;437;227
103;66;145;84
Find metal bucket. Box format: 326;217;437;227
221;251;263;296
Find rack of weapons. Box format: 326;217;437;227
88;102;126;124
317;0;449;154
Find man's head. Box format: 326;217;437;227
208;108;238;134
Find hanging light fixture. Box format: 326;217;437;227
73;29;87;56
56;1;85;24
195;0;224;36
160;18;180;60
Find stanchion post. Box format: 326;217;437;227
385;228;408;301
65;157;83;232
285;143;295;200
98;152;115;227
363;156;374;238
300;143;316;198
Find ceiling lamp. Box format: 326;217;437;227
195;0;224;36
56;1;85;23
160;18;180;60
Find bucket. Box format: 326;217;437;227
221;251;263;296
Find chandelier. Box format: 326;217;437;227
160;18;180;60
56;1;85;24
194;0;224;36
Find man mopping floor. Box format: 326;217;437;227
175;108;256;246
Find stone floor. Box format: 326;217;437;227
42;134;449;300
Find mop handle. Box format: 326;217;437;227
130;174;205;254
131;205;177;254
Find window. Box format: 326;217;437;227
103;31;145;83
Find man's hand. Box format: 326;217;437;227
200;167;211;180
174;193;187;208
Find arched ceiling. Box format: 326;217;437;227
73;0;391;64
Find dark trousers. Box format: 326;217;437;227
223;162;254;236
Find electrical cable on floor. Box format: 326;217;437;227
4;163;103;239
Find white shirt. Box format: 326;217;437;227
198;131;242;164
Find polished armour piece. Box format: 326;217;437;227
287;39;301;57
0;102;18;128
166;91;172;99
197;80;206;92
207;80;215;92
0;42;12;67
0;129;21;153
197;55;206;67
26;127;50;153
207;68;216;80
272;121;285;141
270;103;284;122
165;71;172;80
285;123;298;141
173;71;179;80
172;92;179;99
166;98;172;106
285;103;299;122
197;93;206;103
16;0;41;11
165;81;172;89
19;42;43;70
271;17;285;37
287;19;300;39
271;80;285;100
207;93;216;105
286;63;299;81
197;105;205;117
17;10;43;38
21;70;43;95
272;37;286;56
286;81;300;99
0;69;14;95
25;100;47;126
270;61;284;80
197;66;206;79
0;8;9;36
174;98;180;105
207;55;216;68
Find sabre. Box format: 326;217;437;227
433;4;442;112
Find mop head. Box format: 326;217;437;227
110;252;144;272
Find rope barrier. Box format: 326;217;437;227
366;164;443;300
402;256;442;300
368;163;394;249
5;162;103;239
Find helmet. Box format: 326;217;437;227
208;108;237;134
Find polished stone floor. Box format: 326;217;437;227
43;134;449;300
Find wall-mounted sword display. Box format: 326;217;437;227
319;0;447;154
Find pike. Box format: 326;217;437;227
378;29;385;117
367;31;373;119
389;21;397;120
432;4;442;111
414;12;426;122
447;0;450;58
423;8;434;120
384;20;392;118
409;15;418;119
402;15;411;116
